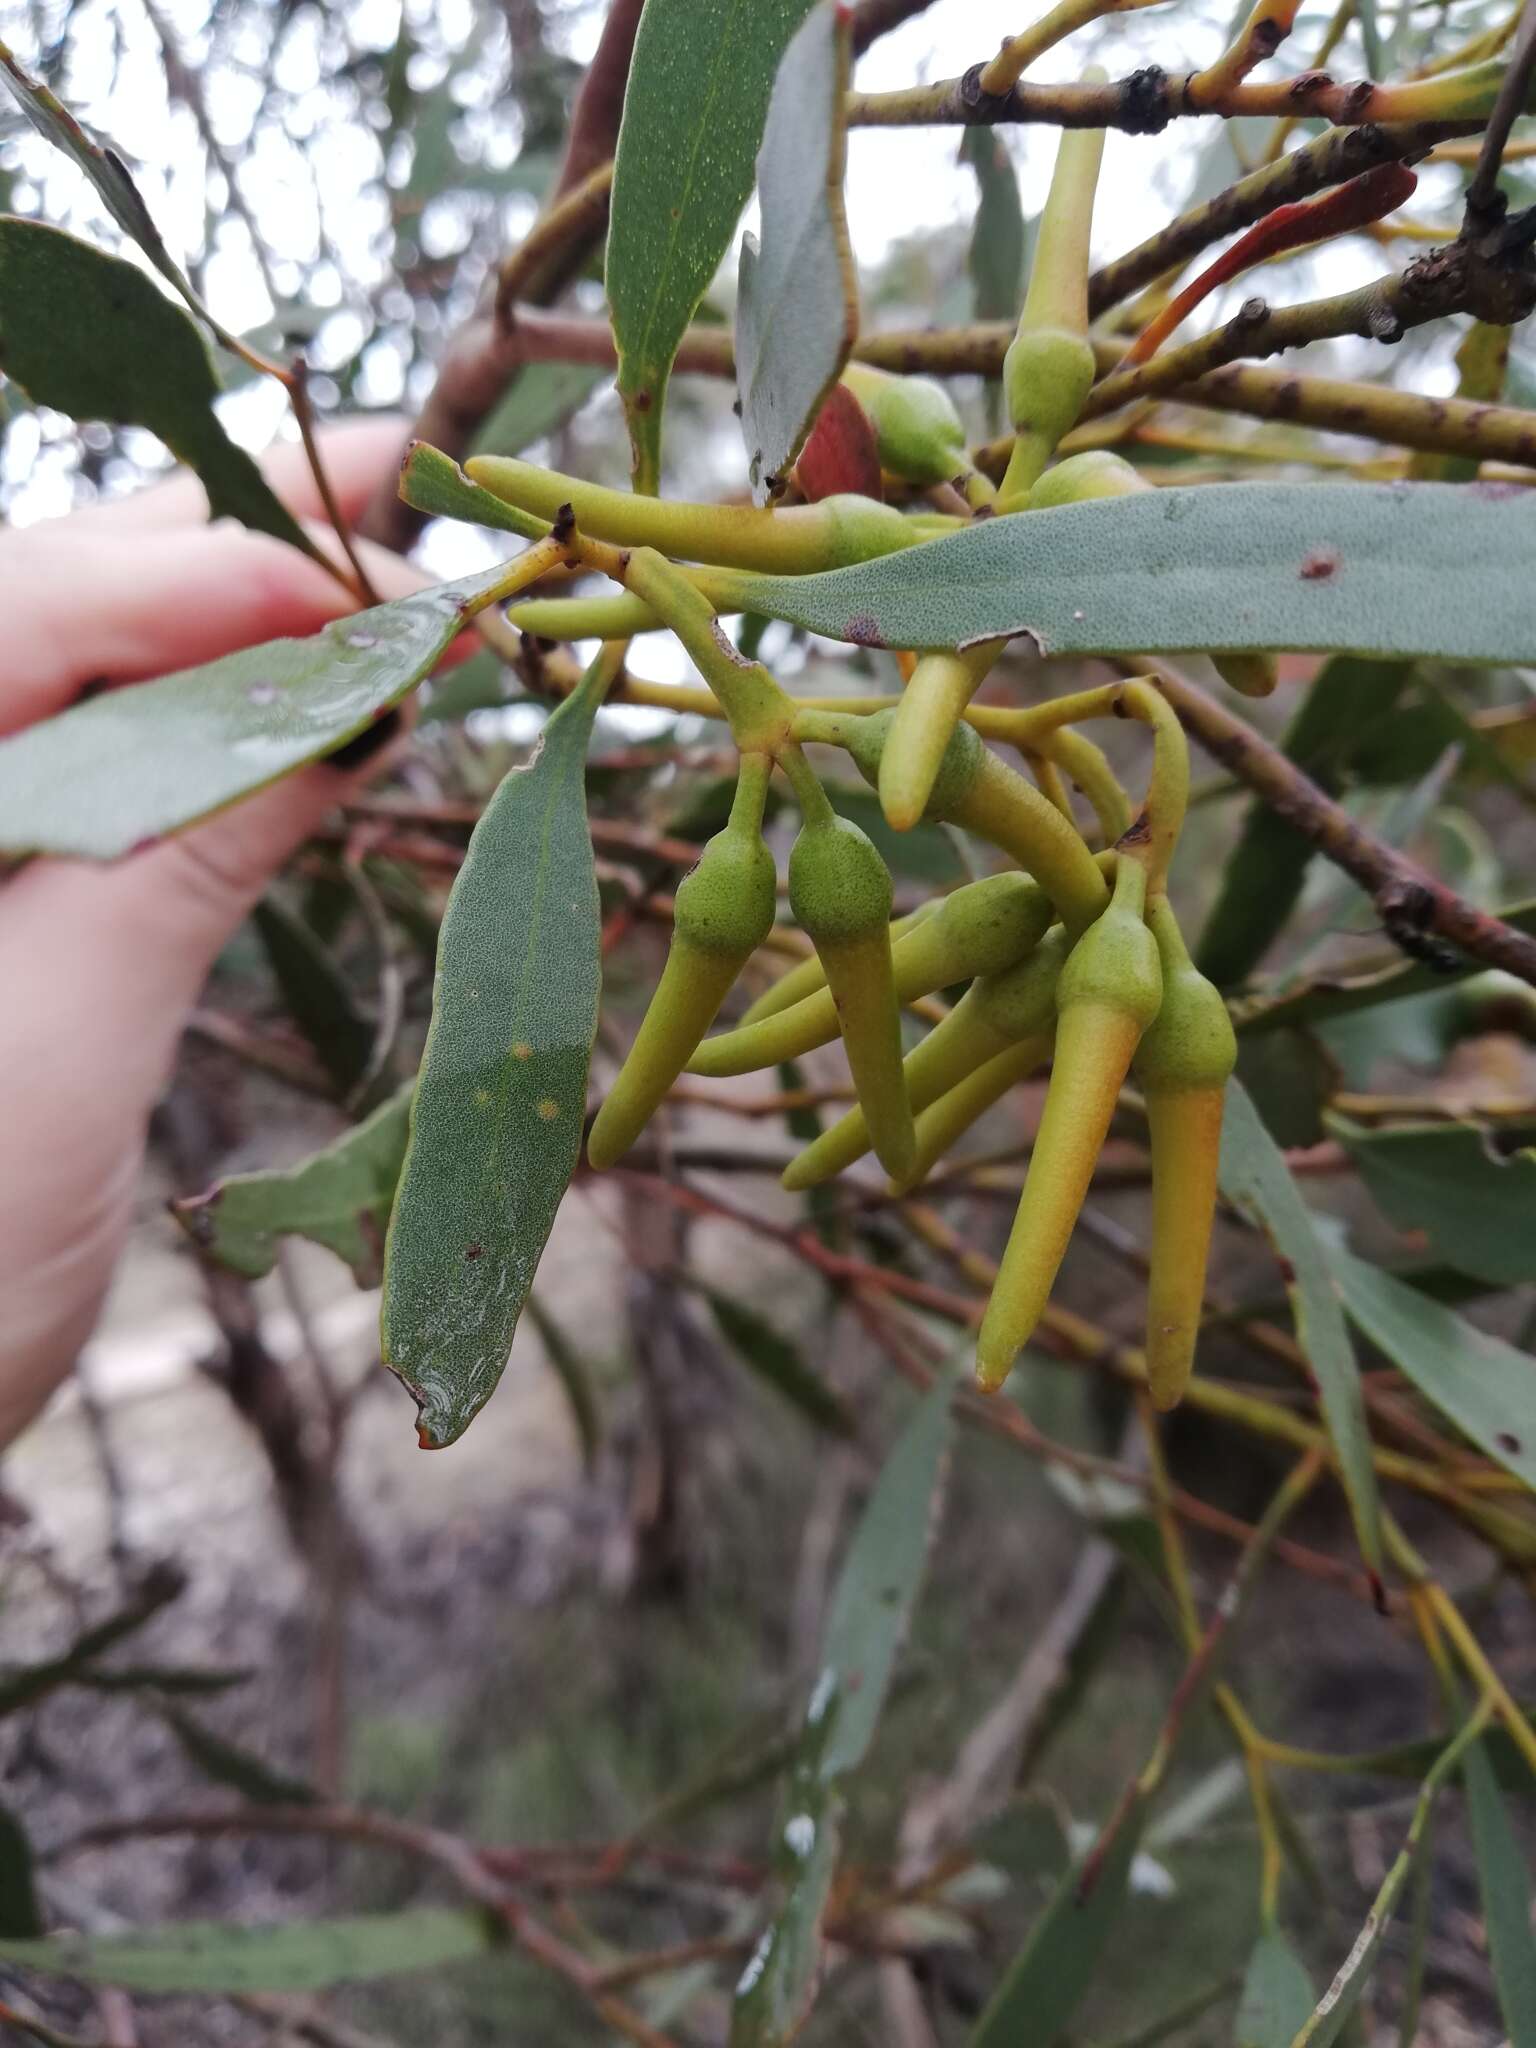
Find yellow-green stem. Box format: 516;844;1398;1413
880;642;1006;830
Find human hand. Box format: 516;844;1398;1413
0;420;424;1446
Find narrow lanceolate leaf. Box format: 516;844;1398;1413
1217;1081;1382;1575
1463;1737;1536;2046
252;897;375;1099
154;1703;317;1808
605;0;818;487
472;361;606;462
0;220;316;561
697;1284;854;1437
1235;1926;1313;2048
1294;1708;1487;2047
0;568;507;860
523;1293;603;1470
398;440;549;540
172;1087;411;1288
0;1910;496;1995
735;3;856;504
1198;656;1412;987
968;1790;1147;2048
0;41;200;313
0;1800;41;1940
718;483;1536;661
731;1366;956;2046
381;660;607;1447
961;127;1027;325
1329;1115;1536;1287
1328;1244;1536;1492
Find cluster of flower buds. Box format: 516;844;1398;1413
458;114;1246;1410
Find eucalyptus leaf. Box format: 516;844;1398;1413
155;1703;317;1808
961;128;1027;325
1328;1243;1536;1490
172;1086;412;1287
968;1790;1147;2048
735;3;856;504
0;1801;41;1941
252;897;374;1098
381;659;607;1446
0;218;317;560
0;1910;496;1995
1235;1926;1313;2048
1218;1081;1382;1575
1463;1736;1536;2046
523;1293;603;1470
606;0;818;486
0;567;510;860
399;440;549;539
718;483;1536;662
730;1365;955;2044
1330;1115;1536;1286
471;360;606;461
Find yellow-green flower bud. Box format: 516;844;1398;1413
977;857;1162;1389
1026;449;1149;509
900;1033;1053;1193
1001;327;1098;494
1132;898;1236;1410
588;771;777;1169
840;363;969;486
691;871;1049;1078
1213;653;1280;699
782;928;1068;1190
787;811;915;1180
737;901;937;1029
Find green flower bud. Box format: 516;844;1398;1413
841;363;969;486
1026;449;1149;509
588;771;776;1170
788;812;915;1180
1213;653;1280;699
977;858;1162;1388
819;492;935;569
1133;898;1236;1410
1000;329;1098;498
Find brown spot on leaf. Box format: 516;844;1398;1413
466;1243;483;1260
845;612;886;648
512;1041;533;1060
1498;1430;1521;1455
1276;1254;1298;1285
538;1098;561;1120
1300;548;1340;581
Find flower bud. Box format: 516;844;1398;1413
840;363;969;486
1132;898;1236;1409
977;857;1162;1388
788;813;915;1180
588;775;777;1169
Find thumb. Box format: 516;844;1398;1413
0;758;384;1443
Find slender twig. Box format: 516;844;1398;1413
1148;660;1536;986
493;160;614;326
1087;120;1459;317
289;355;377;603
1465;0;1536;215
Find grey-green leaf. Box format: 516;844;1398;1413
0;568;508;860
731;1364;955;2045
172;1086;412;1287
1218;1080;1382;1575
719;483;1536;661
735;3;856;504
380;660;607;1446
605;0;818;487
1464;1737;1536;2046
968;1790;1147;2048
961;128;1027;325
1330;1115;1536;1287
0;1910;496;1995
0;218;316;560
817;1364;955;1782
472;361;606;461
1236;1927;1314;2048
1328;1243;1536;1490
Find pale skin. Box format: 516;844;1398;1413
0;418;425;1449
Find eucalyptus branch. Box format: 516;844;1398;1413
847;57;1527;133
493;159;615;325
1086;119;1461;316
1147;660;1536;987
